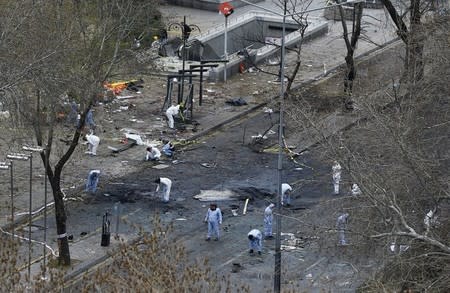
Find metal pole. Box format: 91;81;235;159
10;161;14;240
42;149;48;279
28;152;33;282
199;65;204;106
274;1;287;292
1;162;14;240
224;16;228;83
180;16;187;104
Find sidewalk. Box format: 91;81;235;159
6;4;402;286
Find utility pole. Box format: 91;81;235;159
219;2;234;83
274;0;287;291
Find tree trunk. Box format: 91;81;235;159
380;0;424;84
287;53;301;92
338;2;363;109
50;177;71;265
408;0;424;83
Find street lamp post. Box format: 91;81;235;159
7;152;32;282
274;1;287;290
224;16;228;82
219;2;234;83
0;161;14;240
23;145;47;280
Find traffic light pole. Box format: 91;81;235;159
224;16;228;83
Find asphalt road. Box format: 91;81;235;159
22;107;347;291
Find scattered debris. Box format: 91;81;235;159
200;162;216;168
116;95;138;100
152;164;170;169
125;133;144;145
193;189;242;201
225;97;248;106
263;107;273;113
104;79;144;95
251;134;268;140
231;205;239;216
0;110;10;119
107;141;137;153
232;263;243;273
280;232;306;251
243;198;250;215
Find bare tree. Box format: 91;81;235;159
0;0;160;265
380;0;429;84
336;0;364;110
287;15;449;291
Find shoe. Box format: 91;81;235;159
258;251;261;255
205;237;211;241
249;249;254;254
214;238;219;241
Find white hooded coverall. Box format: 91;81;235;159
248;229;263;253
264;204;275;237
281;183;293;206
146;147;161;161
156;177;172;202
332;162;342;194
86;134;100;155
166;105;180;129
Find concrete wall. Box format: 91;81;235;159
200;19;300;60
207;19;329;81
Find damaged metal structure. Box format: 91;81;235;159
154;11;328;82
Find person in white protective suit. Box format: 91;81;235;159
165;104;184;129
85;133;100;156
332;161;342;195
336;213;349;245
204;203;222;241
264;203;275;239
155;177;172;203
248;229;263;255
281;183;293;206
351;183;361;196
146;146;161;161
86;170;101;193
424;209;439;235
